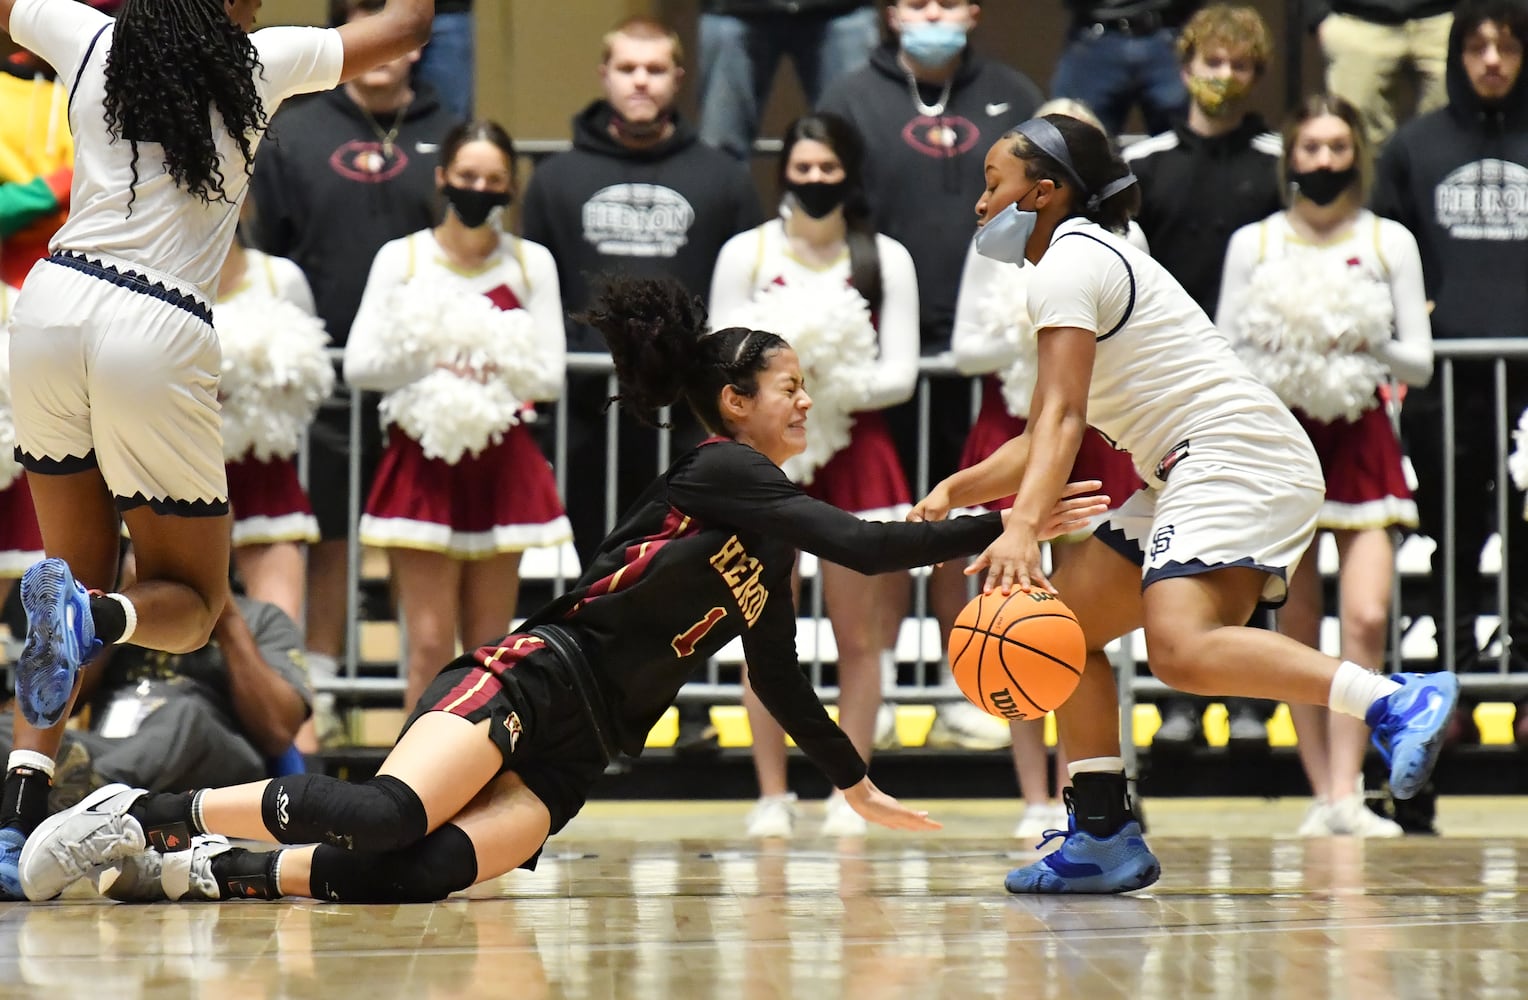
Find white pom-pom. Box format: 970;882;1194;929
967;279;1038;418
1231;252;1394;423
371;280;553;462
217;295;335;461
719;282;879;483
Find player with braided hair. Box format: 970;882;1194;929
17;274;1110;904
0;0;436;901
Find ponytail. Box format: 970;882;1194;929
576;275;788;433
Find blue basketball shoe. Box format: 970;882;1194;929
1004;795;1160;895
1365;671;1460;800
0;826;25;900
17;558;100;729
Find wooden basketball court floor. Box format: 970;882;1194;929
2;797;1525;1000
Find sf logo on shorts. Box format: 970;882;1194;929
1150;525;1176;559
505;711;523;753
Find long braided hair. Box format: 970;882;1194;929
103;0;268;212
578;275;788;433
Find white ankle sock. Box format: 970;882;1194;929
103;592;137;644
1067;756;1126;778
1328;661;1402;720
7;749;55;779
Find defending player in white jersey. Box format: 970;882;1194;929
913;114;1459;894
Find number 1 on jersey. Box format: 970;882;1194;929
672;606;728;657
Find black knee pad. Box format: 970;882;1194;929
261;773;428;853
309;823;478;903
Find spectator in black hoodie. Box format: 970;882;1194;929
522;16;761;559
249;0;461;716
1373;0;1528;688
520;17;761;751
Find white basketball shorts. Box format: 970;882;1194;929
1094;433;1323;606
9;251;228;516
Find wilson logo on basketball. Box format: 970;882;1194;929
989;688;1028;720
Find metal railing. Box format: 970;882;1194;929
313;340;1528;719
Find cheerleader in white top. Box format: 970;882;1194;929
0;278;44;597
709;113;918;836
215;238;329;624
917;115;1458;894
345;121;570;710
1218;96;1433;838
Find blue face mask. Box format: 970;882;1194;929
900;21;969;68
974;188;1040;265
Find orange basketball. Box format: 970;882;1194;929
947;589;1086;720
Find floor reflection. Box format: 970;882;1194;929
1;829;1525;1000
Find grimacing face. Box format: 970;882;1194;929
728;348;812;466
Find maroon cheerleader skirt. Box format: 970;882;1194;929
360;424;571;558
226;455;320;546
0;474;43;576
958;377;1143;512
804;410;912;520
1295;400;1417;531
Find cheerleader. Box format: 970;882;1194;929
344;120;570;711
1218;95;1433;838
709;112;918;838
0;278;44;604
215;235;327;625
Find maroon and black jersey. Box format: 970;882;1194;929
494;438;1003;789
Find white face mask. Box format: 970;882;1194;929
974;191;1040;265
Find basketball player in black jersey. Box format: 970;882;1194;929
18;276;1107;904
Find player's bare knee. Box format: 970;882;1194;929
1342;603;1388;656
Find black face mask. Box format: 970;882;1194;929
786;180;848;219
442;185;511;228
1289;166;1358;207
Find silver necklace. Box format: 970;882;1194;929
906;72;953;117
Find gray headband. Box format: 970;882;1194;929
1014;117;1138;211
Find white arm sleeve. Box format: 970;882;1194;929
859;235;919;410
1214;224;1260;337
707;229;759;328
520;240;566;402
9;0;109;83
1374;221;1434;387
342;239;430;392
252;26;345;109
951;244;1023;375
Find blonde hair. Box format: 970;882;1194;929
1176;4;1273;75
601;16;685;68
1034;98;1106;135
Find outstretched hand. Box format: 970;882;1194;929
1029;480;1107;540
967;519;1052;595
907;484;952;523
841;777;942;831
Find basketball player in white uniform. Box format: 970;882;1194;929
914;115;1460;894
0;0;437;901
